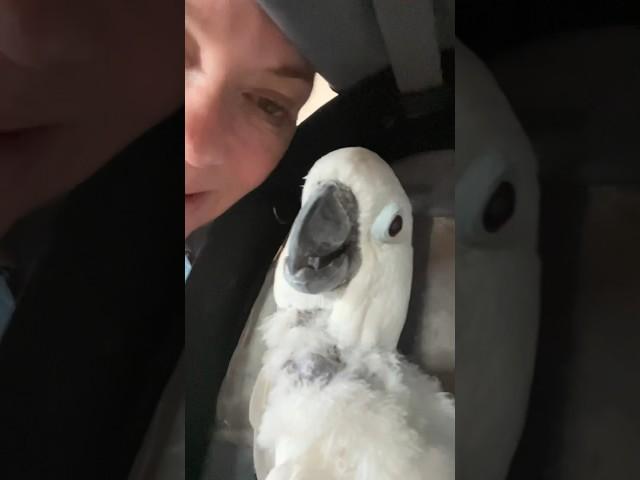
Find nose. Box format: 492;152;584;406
185;80;227;168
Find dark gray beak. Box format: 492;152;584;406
284;182;360;294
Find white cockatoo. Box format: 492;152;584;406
249;147;455;480
455;41;540;480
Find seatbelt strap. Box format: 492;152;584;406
0;269;14;341
371;0;442;93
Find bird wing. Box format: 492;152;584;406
264;460;336;480
250;365;275;480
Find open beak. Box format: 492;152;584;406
284;182;358;294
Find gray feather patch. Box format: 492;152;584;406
283;346;343;387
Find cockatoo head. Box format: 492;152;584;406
455;41;540;480
274;147;413;349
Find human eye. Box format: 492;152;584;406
243;92;293;128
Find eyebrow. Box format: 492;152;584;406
267;65;315;83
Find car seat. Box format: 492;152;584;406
489;27;640;480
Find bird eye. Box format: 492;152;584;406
482;181;516;232
372;203;404;243
388;215;403;237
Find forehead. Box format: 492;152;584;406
186;0;308;68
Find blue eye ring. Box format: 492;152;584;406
372;203;403;243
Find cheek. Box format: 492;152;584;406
224;109;292;192
232;139;283;191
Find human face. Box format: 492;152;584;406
0;0;183;237
185;0;314;238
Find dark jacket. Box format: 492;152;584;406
0;111;184;479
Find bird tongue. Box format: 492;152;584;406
298;185;350;254
288;253;350;294
288;182;353;271
308;242;349;270
284;181;357;294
